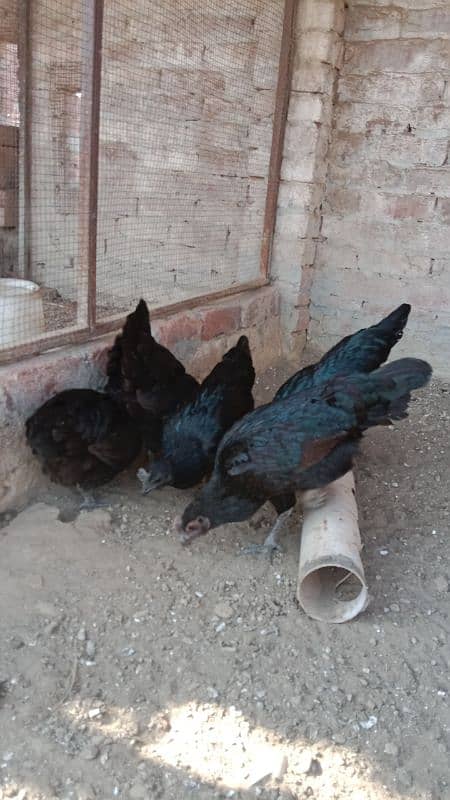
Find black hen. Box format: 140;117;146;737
26;299;197;507
106;298;199;452
137;335;255;493
26;389;141;504
240;302;411;553
176;358;431;546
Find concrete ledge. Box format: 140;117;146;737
0;286;281;513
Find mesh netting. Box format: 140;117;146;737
0;0;286;356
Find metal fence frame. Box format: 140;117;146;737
1;0;296;364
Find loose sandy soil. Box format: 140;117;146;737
1;359;449;800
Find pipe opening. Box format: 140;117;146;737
298;562;368;624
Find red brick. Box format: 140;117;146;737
160;69;225;96
156;314;201;350
93;346;110;375
294;307;311;333
437;198;450;224
299;266;315;296
344;39;450;76
338;74;444;109
404;8;450;39
345;5;403;43
326;187;361;215
200;306;241;341
388;196;433;220
203;96;238;123
197;145;244;176
240;288;280;328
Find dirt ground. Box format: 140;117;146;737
1;358;449;800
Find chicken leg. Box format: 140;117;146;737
76;486;111;511
241;488;328;559
240;493;296;559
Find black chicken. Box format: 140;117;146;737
106;298;199;452
26;299;198;508
26;388;142;507
232;302;412;554
137;335;255;493
176;358;432;548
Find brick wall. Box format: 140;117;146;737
308;0;450;371
271;0;345;356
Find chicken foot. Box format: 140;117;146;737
241;508;293;559
76;487;110;511
240;487;327;560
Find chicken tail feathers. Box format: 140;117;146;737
221;335;252;364
120;298;153;355
319;303;412;379
202;335;255;392
123;298;151;337
275;304;412;401
328;357;432;429
364;357;431;423
233;335;251;356
373;302;411;340
372;356;431;390
364;302;411;359
104;299;155;399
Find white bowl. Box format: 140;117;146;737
0;278;45;347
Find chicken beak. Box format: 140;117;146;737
175;516;211;545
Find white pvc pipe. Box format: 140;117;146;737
297;472;369;623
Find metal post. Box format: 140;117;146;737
18;0;32;280
78;0;104;329
259;0;297;279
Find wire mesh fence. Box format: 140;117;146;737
0;0;291;361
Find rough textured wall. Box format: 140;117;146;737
309;0;450;371
271;0;345;357
28;0;284;315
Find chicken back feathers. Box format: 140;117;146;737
138;335;255;491
26;389;141;490
275;303;411;401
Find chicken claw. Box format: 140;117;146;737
240;540;283;562
77;488;110;511
137;467;151;494
240;508;293;560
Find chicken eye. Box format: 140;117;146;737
197;516;205;525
